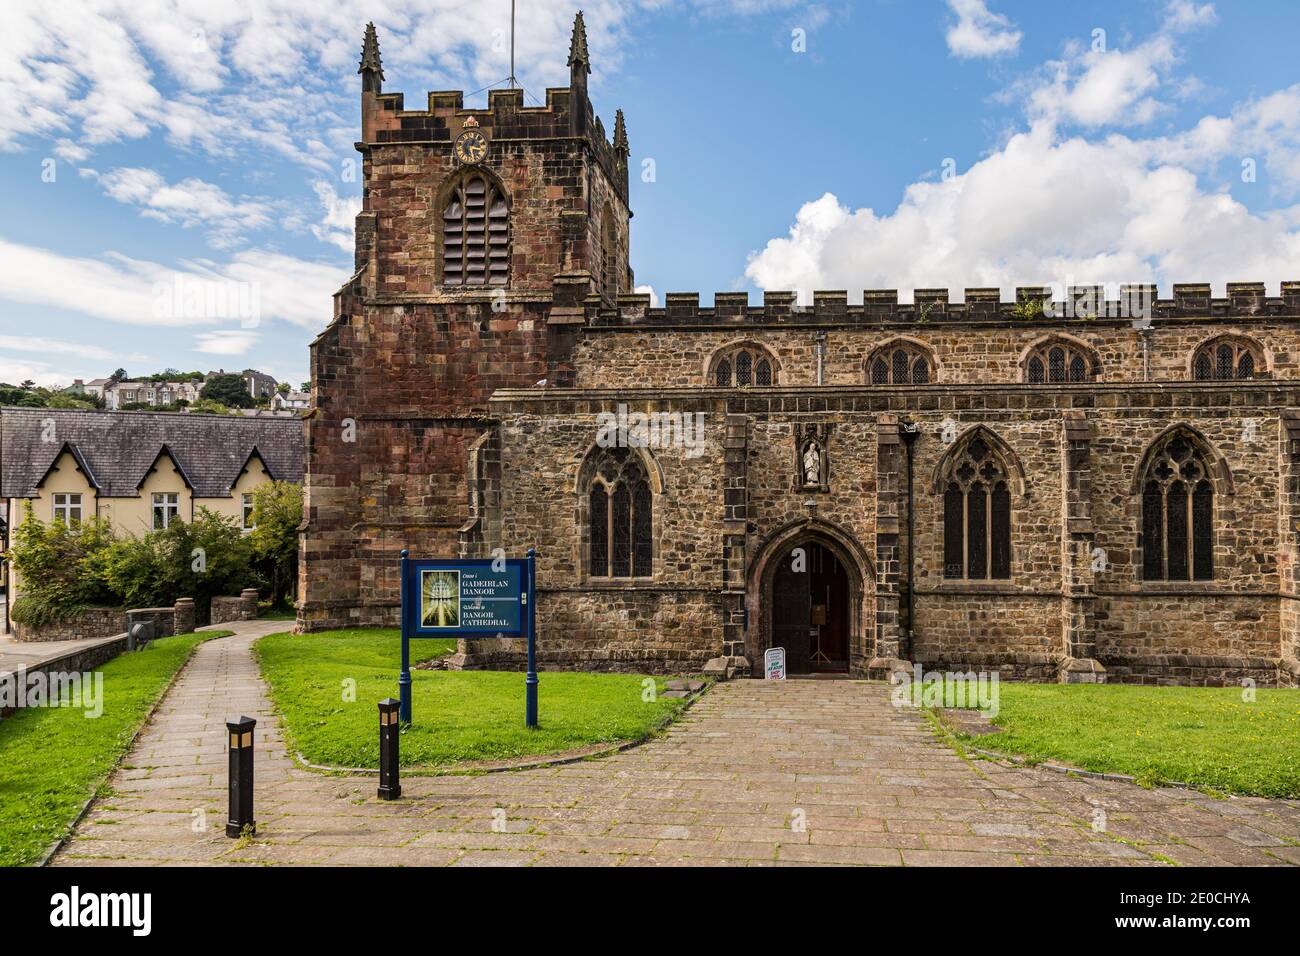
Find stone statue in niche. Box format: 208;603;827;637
794;421;830;491
802;441;821;487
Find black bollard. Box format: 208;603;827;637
225;715;256;837
377;698;401;800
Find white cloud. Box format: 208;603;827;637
0;1;643;162
1165;0;1217;33
1026;35;1177;127
634;284;659;308
745;122;1300;300
742;1;1300;304
310;181;362;253
88;167;274;248
194;330;260;355
0;236;348;330
945;0;1021;59
52;138;91;163
0;334;143;363
1022;1;1217;129
0;354;83;389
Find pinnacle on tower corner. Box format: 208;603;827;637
613;109;629;155
359;21;384;83
568;10;591;74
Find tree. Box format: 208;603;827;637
103;508;252;620
45;392;96;410
110;369;128;382
187;398;232;415
199;372;254;408
276;381;290;395
249;481;302;609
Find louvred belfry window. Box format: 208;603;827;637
587;447;653;578
1140;431;1215;581
1191;336;1263;381
941;432;1012;580
443;174;509;286
1024;340;1095;384
710;344;777;386
867;342;931;384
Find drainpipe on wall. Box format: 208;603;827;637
900;421;919;659
815;331;826;386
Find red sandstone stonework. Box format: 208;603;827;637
299;17;1300;688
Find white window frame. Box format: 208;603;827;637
152;492;180;529
52;493;83;524
241;493;256;532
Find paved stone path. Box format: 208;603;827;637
53;624;1300;866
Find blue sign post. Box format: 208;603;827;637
398;549;537;726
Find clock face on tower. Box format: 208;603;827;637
454;129;488;165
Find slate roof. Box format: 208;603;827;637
1;407;304;499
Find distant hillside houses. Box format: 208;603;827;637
67;368;286;410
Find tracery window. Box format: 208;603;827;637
1024;339;1095;384
587;447;653;578
1140;430;1215;581
868;342;931;385
1191;336;1263;381
942;432;1012;580
443;173;509;286
711;344;777;387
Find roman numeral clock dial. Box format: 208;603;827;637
454;127;488;165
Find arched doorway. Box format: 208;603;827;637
772;542;851;673
747;521;873;677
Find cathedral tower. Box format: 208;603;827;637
299;12;632;631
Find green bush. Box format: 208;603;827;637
102;509;253;618
11;505;260;625
8;505;118;626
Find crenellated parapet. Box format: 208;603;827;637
358;14;629;204
591;282;1300;327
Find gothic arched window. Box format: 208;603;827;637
941;432;1012;580
1140;430;1216;581
1191;336;1264;381
1023;338;1097;384
443;173;509;287
710;343;777;387
867;341;932;385
587;447;653;578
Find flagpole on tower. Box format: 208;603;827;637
509;0;517;88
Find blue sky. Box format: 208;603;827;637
4;0;1300;389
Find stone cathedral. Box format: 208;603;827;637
298;14;1300;688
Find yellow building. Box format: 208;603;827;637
1;407;303;628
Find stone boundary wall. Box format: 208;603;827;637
211;589;259;625
12;608;126;643
13;593;254;643
0;634;129;719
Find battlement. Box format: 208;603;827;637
587;283;1300;327
357;15;628;200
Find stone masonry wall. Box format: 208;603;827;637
485;382;1296;682
573;320;1300;389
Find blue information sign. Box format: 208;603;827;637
408;560;524;637
398;550;538;726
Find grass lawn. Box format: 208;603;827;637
941;682;1300;798
255;628;691;768
0;630;227;867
